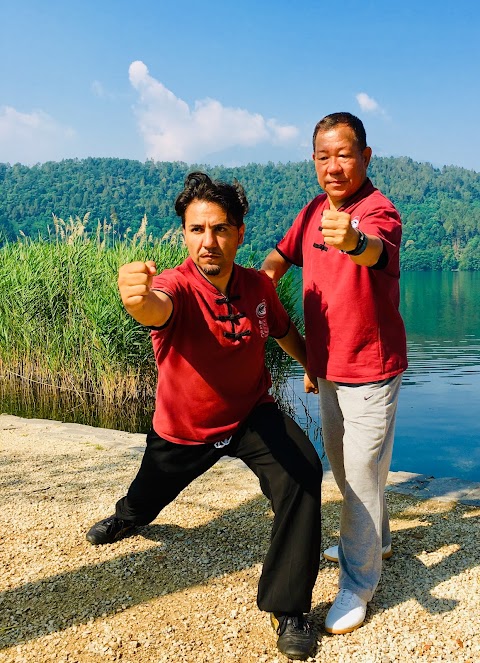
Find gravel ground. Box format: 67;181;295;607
1;414;479;663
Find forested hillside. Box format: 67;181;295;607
1;157;479;269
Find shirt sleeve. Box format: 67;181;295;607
149;269;182;330
276;207;307;266
276;195;324;267
359;200;402;272
151;269;180;297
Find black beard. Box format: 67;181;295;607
200;265;221;276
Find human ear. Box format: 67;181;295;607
238;225;245;246
363;146;372;168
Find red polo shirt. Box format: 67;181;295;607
150;257;291;444
277;179;408;383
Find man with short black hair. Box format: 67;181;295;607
86;172;322;661
262;113;408;634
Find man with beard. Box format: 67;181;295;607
86;172;322;661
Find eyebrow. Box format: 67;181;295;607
186;221;230;229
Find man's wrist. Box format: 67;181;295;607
346;230;368;256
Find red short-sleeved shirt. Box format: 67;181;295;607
277;179;408;383
150;257;291;444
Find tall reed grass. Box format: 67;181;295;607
0;215;302;424
0;216;185;407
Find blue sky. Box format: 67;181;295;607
1;0;479;171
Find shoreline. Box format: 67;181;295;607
2;413;480;506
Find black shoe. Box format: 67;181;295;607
86;515;135;545
270;613;316;660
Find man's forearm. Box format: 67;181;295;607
124;290;172;328
348;233;384;267
276;324;319;394
261;249;291;284
275;324;307;370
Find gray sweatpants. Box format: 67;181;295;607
319;373;403;602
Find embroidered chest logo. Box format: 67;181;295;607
256;300;269;338
339;216;362;257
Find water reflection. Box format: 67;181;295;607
288;332;480;482
0;379;155;434
288;272;480;482
1;273;480;481
394;336;480;482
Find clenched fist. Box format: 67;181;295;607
321;210;359;253
118;261;157;309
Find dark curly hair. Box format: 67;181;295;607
175;172;249;228
312;112;367;151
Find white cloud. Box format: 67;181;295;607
0;106;75;164
128;60;299;162
356;92;386;115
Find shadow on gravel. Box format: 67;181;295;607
314;493;479;630
1;490;479;650
374;504;479;615
1;492;312;649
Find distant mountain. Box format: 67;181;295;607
1;157;479;269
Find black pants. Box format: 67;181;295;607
115;402;322;614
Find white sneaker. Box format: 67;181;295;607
325;589;367;634
323;543;392;562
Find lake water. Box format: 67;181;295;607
2;272;479;481
288;271;480;482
